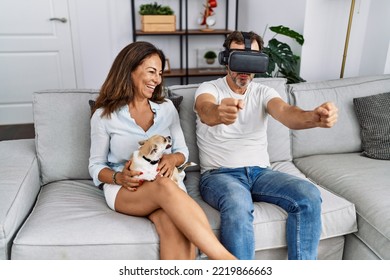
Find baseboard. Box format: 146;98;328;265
0;103;33;125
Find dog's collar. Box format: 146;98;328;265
142;156;159;165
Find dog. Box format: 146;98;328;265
130;135;196;191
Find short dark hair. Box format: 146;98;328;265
223;31;264;51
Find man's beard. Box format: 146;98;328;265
228;70;253;88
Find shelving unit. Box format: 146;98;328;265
130;0;238;84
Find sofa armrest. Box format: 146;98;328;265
0;139;41;259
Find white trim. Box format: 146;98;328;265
0;104;33;125
384;39;390;74
67;0;85;88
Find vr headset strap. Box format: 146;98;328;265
218;31;269;73
241;31;252;50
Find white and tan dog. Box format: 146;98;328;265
130;135;195;191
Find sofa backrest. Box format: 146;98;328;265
168;84;201;170
33;90;98;185
169;77;291;168
254;78;292;163
32;78;289;184
288;74;390;158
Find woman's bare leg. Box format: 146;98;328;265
149;209;196;260
115;177;236;260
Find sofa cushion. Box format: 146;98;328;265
185;162;357;253
288;75;390;158
168;78;291;168
12;180;160;259
12;167;356;260
33;90;99;185
353;92;390;160
0;139;40;260
294;153;390;259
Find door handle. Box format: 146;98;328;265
49;17;67;23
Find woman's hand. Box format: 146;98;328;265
118;160;144;191
157;154;178;178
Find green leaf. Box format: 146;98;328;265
204;51;217;59
139;2;174;15
267;38;296;72
263;38;303;83
262;48;276;76
269;25;304;45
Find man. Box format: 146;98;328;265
194;31;338;260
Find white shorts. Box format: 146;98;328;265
103;183;121;211
103;178;188;211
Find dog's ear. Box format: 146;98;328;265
149;144;158;155
144;143;158;156
138;140;146;146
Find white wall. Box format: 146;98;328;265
69;0;132;89
70;0;240;87
237;0;306;57
300;0;390;82
300;0;351;81
358;0;390;76
72;0;390;88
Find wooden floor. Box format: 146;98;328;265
0;123;35;141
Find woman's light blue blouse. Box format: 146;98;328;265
89;99;189;186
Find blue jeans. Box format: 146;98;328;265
199;167;322;260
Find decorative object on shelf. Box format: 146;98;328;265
139;2;175;32
198;0;218;31
131;0;234;84
204;51;217;64
197;48;224;68
258;25;305;84
164;59;171;72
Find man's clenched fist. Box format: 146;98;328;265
218;98;245;125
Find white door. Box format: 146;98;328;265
0;0;77;125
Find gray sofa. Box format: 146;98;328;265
1;74;389;260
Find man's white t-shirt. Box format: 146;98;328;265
194;77;280;174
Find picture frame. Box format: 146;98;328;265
164;58;171;72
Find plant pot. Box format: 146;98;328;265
206;58;215;64
141;15;176;32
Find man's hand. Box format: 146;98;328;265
218;98;245;125
313;102;338;128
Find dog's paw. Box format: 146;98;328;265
136;172;158;182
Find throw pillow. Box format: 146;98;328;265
353;92;390;160
164;87;183;112
167;94;183;112
88;99;95;111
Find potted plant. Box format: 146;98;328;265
258;25;305;84
204;50;217;64
139;2;175;32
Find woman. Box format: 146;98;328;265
89;41;235;260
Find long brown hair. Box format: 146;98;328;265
93;41;166;117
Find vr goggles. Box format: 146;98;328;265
218;32;269;74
